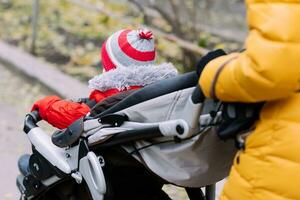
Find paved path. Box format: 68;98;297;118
0;63;51;199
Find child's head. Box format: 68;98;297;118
89;28;177;92
101;29;156;72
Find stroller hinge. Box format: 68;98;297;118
71;172;83;184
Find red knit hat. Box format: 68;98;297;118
101;29;156;72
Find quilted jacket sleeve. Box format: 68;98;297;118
199;0;300;102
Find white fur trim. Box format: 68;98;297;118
88;63;178;91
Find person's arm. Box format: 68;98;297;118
200;0;300;102
89;90;107;103
31;96;90;129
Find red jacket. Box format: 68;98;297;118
32;87;140;129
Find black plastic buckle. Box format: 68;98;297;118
98;114;128;127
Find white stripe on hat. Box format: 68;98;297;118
105;30;124;67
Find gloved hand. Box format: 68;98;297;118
31;96;61;121
217;102;264;142
196;49;226;77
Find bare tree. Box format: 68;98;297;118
127;0;150;24
126;0;243;71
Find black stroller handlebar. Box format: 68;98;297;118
23;110;41;134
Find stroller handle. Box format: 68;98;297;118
23;110;41;134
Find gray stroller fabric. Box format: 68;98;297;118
117;87;237;187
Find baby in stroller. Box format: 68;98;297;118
30;28;177;129
17;30;240;200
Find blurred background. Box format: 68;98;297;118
0;0;246;79
0;0;246;199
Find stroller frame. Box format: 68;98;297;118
17;72;222;200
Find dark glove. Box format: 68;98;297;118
196;49;226;77
217;102;264;141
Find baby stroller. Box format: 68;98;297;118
16;71;241;200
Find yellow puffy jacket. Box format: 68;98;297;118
199;0;300;199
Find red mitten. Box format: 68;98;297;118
31;96;90;129
31;96;61;121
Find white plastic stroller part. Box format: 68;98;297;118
26;126;71;174
25;125;107;200
79;152;106;200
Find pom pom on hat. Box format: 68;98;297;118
138;29;153;40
